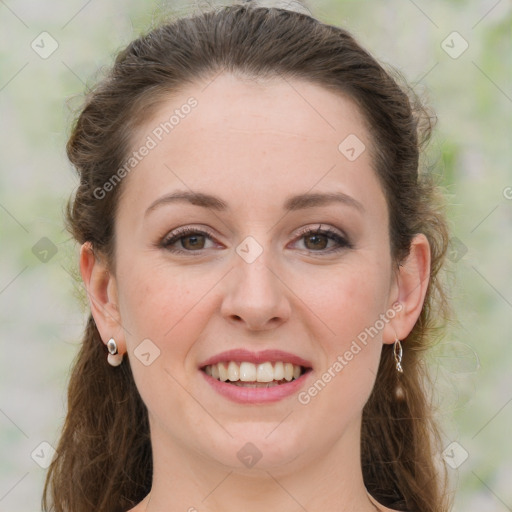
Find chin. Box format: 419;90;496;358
196;422;309;472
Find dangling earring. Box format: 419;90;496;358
393;338;405;400
107;338;123;367
393;338;403;374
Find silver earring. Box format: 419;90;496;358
107;337;123;367
393;338;403;374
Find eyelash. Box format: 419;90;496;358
294;225;352;252
160;225;352;255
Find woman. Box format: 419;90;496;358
43;3;452;511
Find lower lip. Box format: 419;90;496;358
200;370;312;404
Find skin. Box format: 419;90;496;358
80;73;430;512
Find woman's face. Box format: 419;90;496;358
99;73;406;472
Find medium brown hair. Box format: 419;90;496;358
44;4;452;511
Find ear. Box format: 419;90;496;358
382;233;431;344
79;242;126;355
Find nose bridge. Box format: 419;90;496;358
220;238;291;329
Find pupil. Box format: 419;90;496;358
306;234;327;250
183;235;205;250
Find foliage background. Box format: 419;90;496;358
0;0;511;510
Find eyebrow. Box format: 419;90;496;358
144;190;365;216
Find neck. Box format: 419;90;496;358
138;417;382;512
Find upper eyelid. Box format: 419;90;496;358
161;225;350;249
294;224;347;238
160;226;216;245
162;225;346;240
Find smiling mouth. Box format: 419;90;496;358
201;361;311;387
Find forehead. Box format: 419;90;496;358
119;73;384;217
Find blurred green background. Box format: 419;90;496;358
0;0;511;510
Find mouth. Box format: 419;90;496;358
198;349;313;403
201;361;311;388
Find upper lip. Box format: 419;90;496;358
198;349;313;369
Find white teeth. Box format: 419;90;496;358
284;362;294;382
239;362;257;382
256;362;274;382
273;361;284;380
203;361;305;383
227;361;239;381
218;362;228;382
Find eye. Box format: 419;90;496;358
160;227;218;253
159;224;352;255
292;225;352;253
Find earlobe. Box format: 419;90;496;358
79;242;126;354
383;233;431;344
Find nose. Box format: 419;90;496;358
220;253;291;332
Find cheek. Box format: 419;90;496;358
295;258;391;420
297;259;390;395
116;259;220;356
298;257;391;347
115;261;221;418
